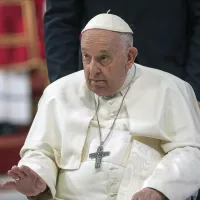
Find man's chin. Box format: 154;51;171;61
89;86;115;97
89;86;108;96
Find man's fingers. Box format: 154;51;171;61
19;165;33;176
2;181;16;189
131;193;140;200
7;170;20;180
20;165;39;179
11;166;26;179
35;178;46;190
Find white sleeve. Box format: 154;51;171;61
143;82;200;200
18;146;58;199
18;88;60;199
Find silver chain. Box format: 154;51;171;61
94;64;137;147
94;85;131;146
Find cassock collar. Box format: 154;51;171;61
118;64;136;96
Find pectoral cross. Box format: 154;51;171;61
89;145;110;169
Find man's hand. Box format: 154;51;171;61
132;188;167;200
0;165;47;197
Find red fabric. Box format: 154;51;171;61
35;0;45;59
0;133;26;174
0;0;45;68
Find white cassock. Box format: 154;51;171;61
18;64;200;200
0;70;31;125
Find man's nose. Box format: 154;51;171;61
89;60;100;76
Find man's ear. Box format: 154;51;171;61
126;47;138;69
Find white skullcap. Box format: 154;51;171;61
81;10;133;34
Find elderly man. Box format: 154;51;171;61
44;0;200;107
1;13;200;200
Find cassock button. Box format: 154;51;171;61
109;100;114;105
110;193;117;197
109;166;118;170
110;113;116;117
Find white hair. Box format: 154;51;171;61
118;33;133;55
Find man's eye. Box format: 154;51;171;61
100;55;108;61
83;54;89;59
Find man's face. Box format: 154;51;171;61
81;29;136;96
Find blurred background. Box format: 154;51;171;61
0;0;47;199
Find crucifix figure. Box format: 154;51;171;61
89;145;110;169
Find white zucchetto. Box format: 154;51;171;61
81;11;133;34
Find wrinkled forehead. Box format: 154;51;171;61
81;29;120;52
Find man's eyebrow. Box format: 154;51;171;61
81;49;110;54
99;50;110;54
